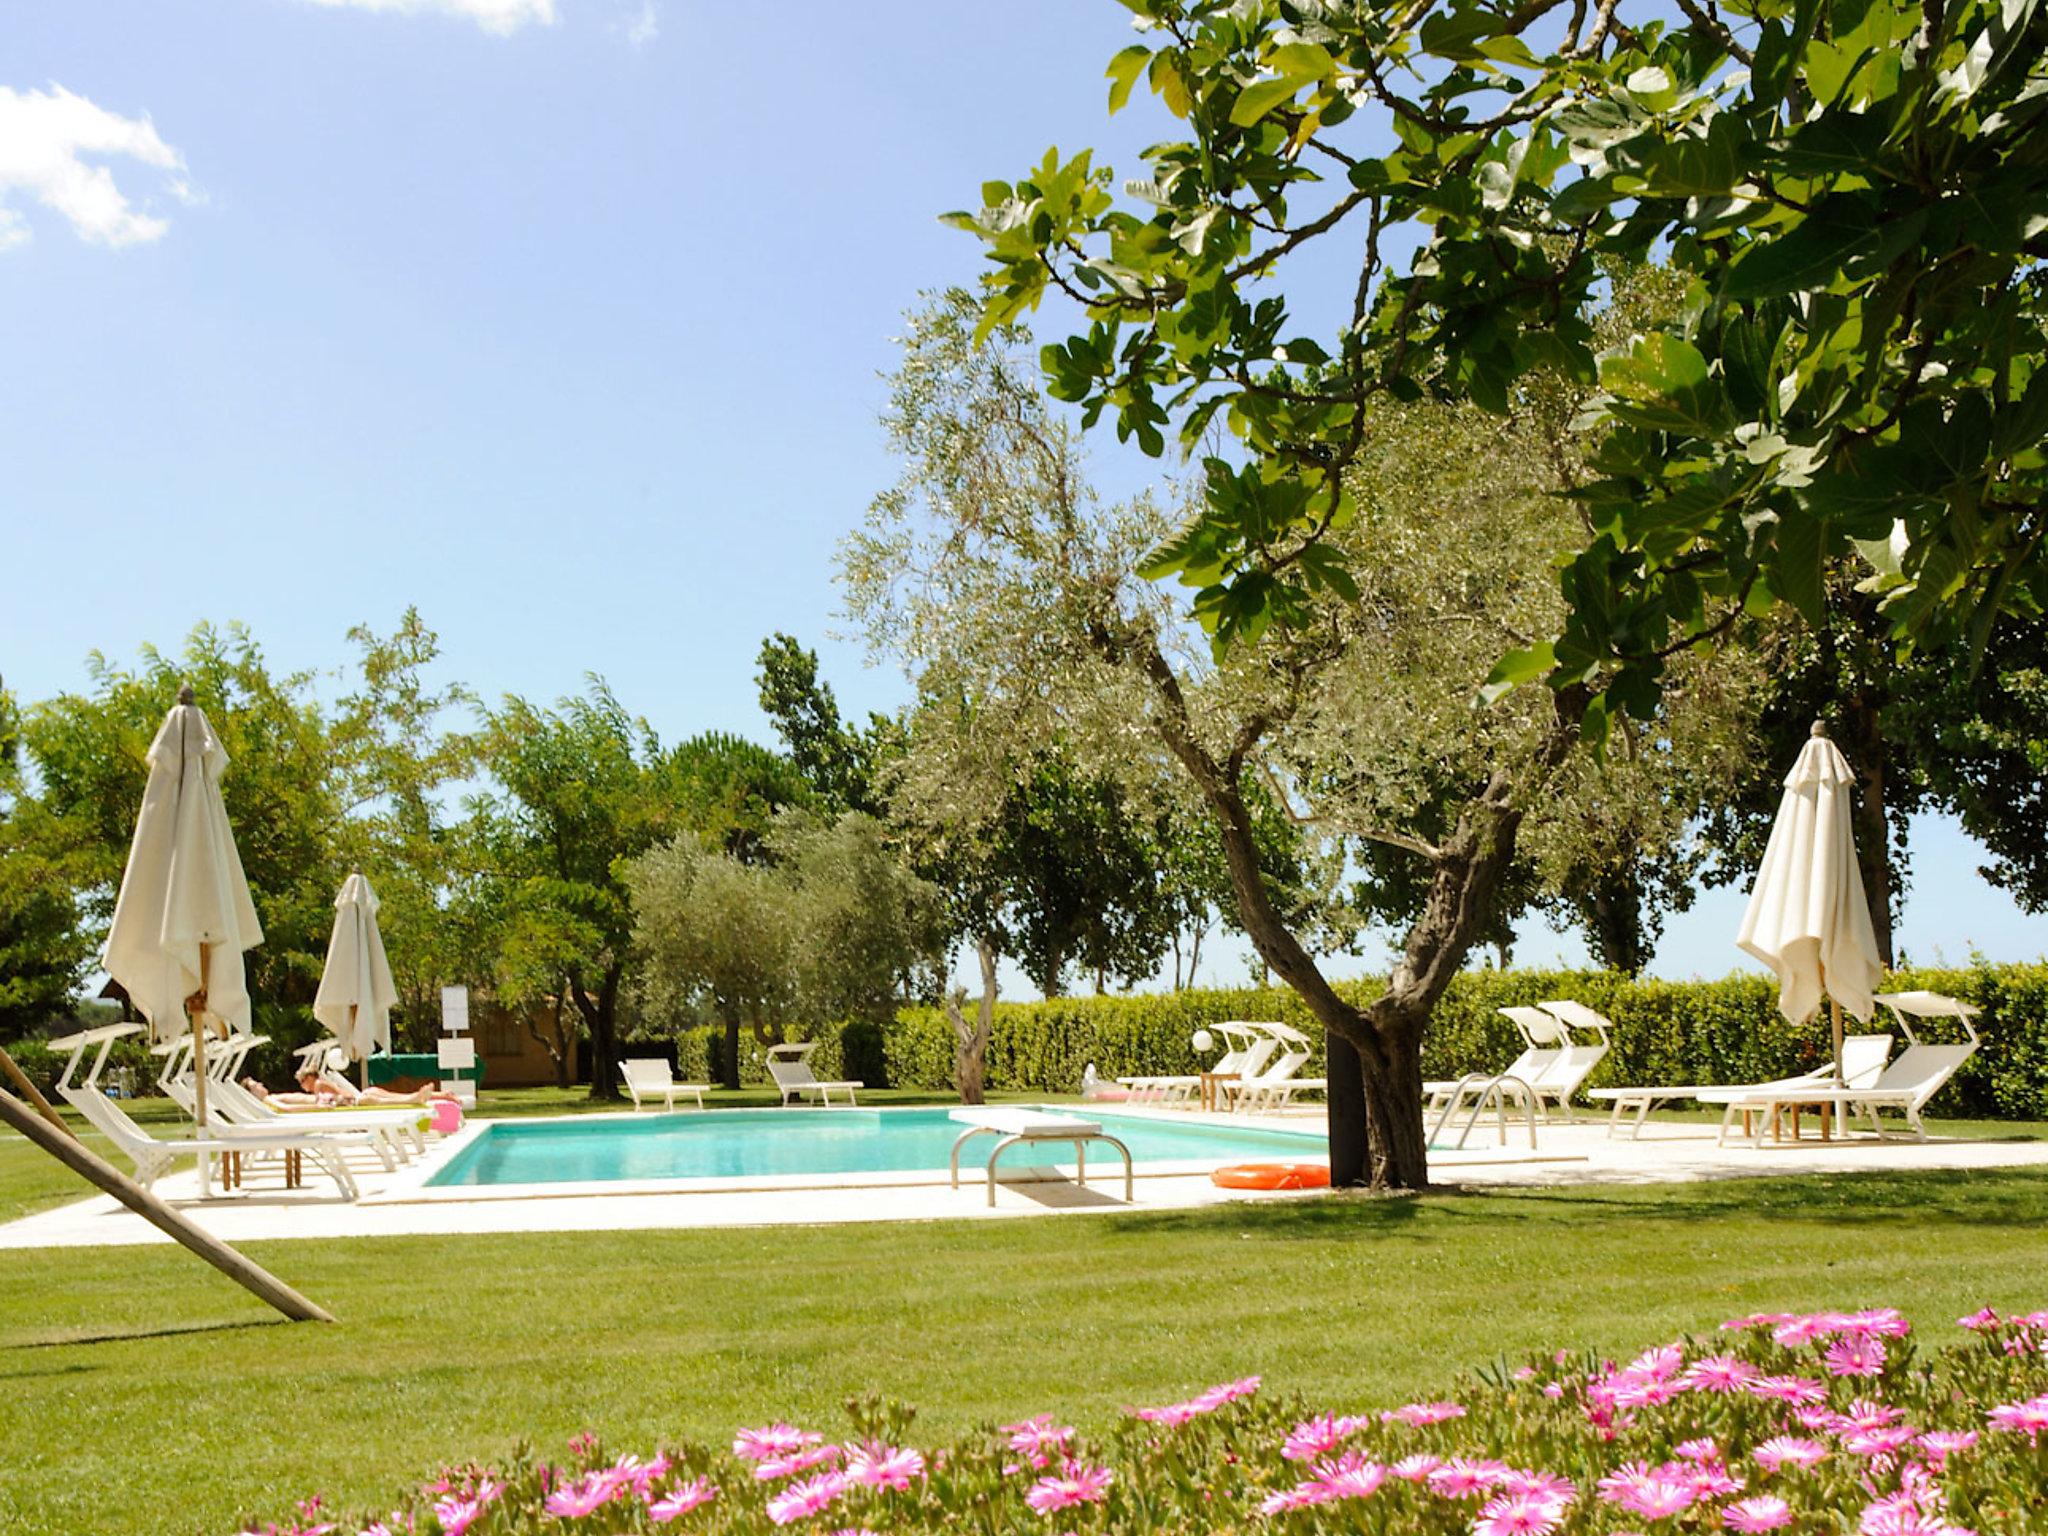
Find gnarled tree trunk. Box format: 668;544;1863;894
568;961;623;1101
944;935;999;1104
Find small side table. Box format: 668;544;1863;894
1199;1072;1240;1113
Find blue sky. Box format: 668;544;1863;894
2;0;2038;991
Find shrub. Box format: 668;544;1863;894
234;1303;2048;1534
882;962;2048;1120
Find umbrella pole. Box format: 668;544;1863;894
0;1083;335;1323
0;1046;75;1139
352;1003;366;1090
191;941;212;1197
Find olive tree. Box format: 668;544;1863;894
844;293;1759;1188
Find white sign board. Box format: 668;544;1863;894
439;985;470;1034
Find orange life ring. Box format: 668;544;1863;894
1210;1162;1330;1191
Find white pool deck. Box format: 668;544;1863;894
4;1103;2045;1251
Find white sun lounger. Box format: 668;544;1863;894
619;1057;708;1112
1231;1021;1325;1112
1424;1006;1569;1148
51;1024;361;1200
156;1034;420;1165
1592;1033;1892;1139
1120;1022;1278;1106
948;1107;1133;1207
1708;993;1981;1146
767;1041;862;1105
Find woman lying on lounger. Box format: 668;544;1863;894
241;1073;454;1108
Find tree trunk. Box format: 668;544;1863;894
1580;865;1651;975
1324;1031;1367;1185
1843;692;1896;970
944;937;999;1105
568;963;623;1102
720;1008;743;1090
523;992;574;1090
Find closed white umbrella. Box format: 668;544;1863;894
313;871;397;1083
1736;720;1884;1081
101;685;263;1179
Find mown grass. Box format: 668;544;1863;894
4;1156;2047;1536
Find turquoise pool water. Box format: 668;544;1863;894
427;1107;1325;1187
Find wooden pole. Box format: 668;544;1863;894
0;1083;335;1323
0;1046;75;1139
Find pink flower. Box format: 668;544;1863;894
1987;1391;2048;1442
431;1477;500;1536
1428;1456;1509;1497
1257;1482;1330;1516
1825;1334;1888;1377
1681;1356;1759;1393
1001;1415;1074;1470
1281;1413;1369;1462
1132;1399;1206;1427
1628;1343;1685;1379
647;1479;719;1523
1024;1462;1113;1515
1384;1399;1466;1426
753;1445;843;1482
1620;1478;1699;1520
1746;1374;1828;1406
842;1444;925;1492
1724;1495;1794;1531
1753;1437;1829;1473
1843;1425;1922;1458
1389;1453;1442;1482
1771;1313;1843;1348
734;1425;821;1462
1839;1398;1907;1432
1957;1307;2000;1331
1838;1308;1911;1338
1675;1439;1722;1464
766;1471;848;1526
1306;1451;1384;1501
1195;1375;1262;1406
543;1471;621;1519
1916;1430;1978;1465
1474;1491;1566;1536
1498;1469;1575;1508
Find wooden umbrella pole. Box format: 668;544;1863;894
190;939;212;1197
0;1046;75;1139
0;1083;335;1323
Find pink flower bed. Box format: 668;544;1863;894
238;1306;2048;1534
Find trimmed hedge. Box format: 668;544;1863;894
885;961;2048;1121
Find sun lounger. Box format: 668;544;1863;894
1709;994;1981;1146
948;1107;1133;1207
1592;1033;1893;1140
156;1035;421;1164
1230;1021;1324;1112
1424;1006;1569;1147
619;1057;708;1112
1120;1022;1278;1106
51;1024;362;1199
766;1041;862;1105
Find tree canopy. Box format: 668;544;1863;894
947;0;2048;727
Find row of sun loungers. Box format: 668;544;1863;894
1115;990;1982;1151
1117;1020;1325;1112
616;1041;865;1112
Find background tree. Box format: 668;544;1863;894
0;680;92;1041
844;292;1759;1189
949;0;2047;732
626;837;795;1088
473;681;683;1100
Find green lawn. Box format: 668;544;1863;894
4;1138;2048;1536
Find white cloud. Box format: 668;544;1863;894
298;0;557;35
0;85;191;250
618;0;659;48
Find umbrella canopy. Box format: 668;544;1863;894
313;872;397;1062
1736;721;1884;1073
101;688;263;1045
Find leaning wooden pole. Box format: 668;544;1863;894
0;1084;335;1323
0;1046;73;1138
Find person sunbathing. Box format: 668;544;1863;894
241;1073;453;1108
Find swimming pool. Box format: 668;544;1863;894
426;1107;1324;1188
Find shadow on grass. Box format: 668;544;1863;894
4;1315;287;1352
1102;1165;2048;1241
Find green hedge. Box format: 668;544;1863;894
885;962;2048;1121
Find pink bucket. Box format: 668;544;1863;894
430;1099;463;1135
